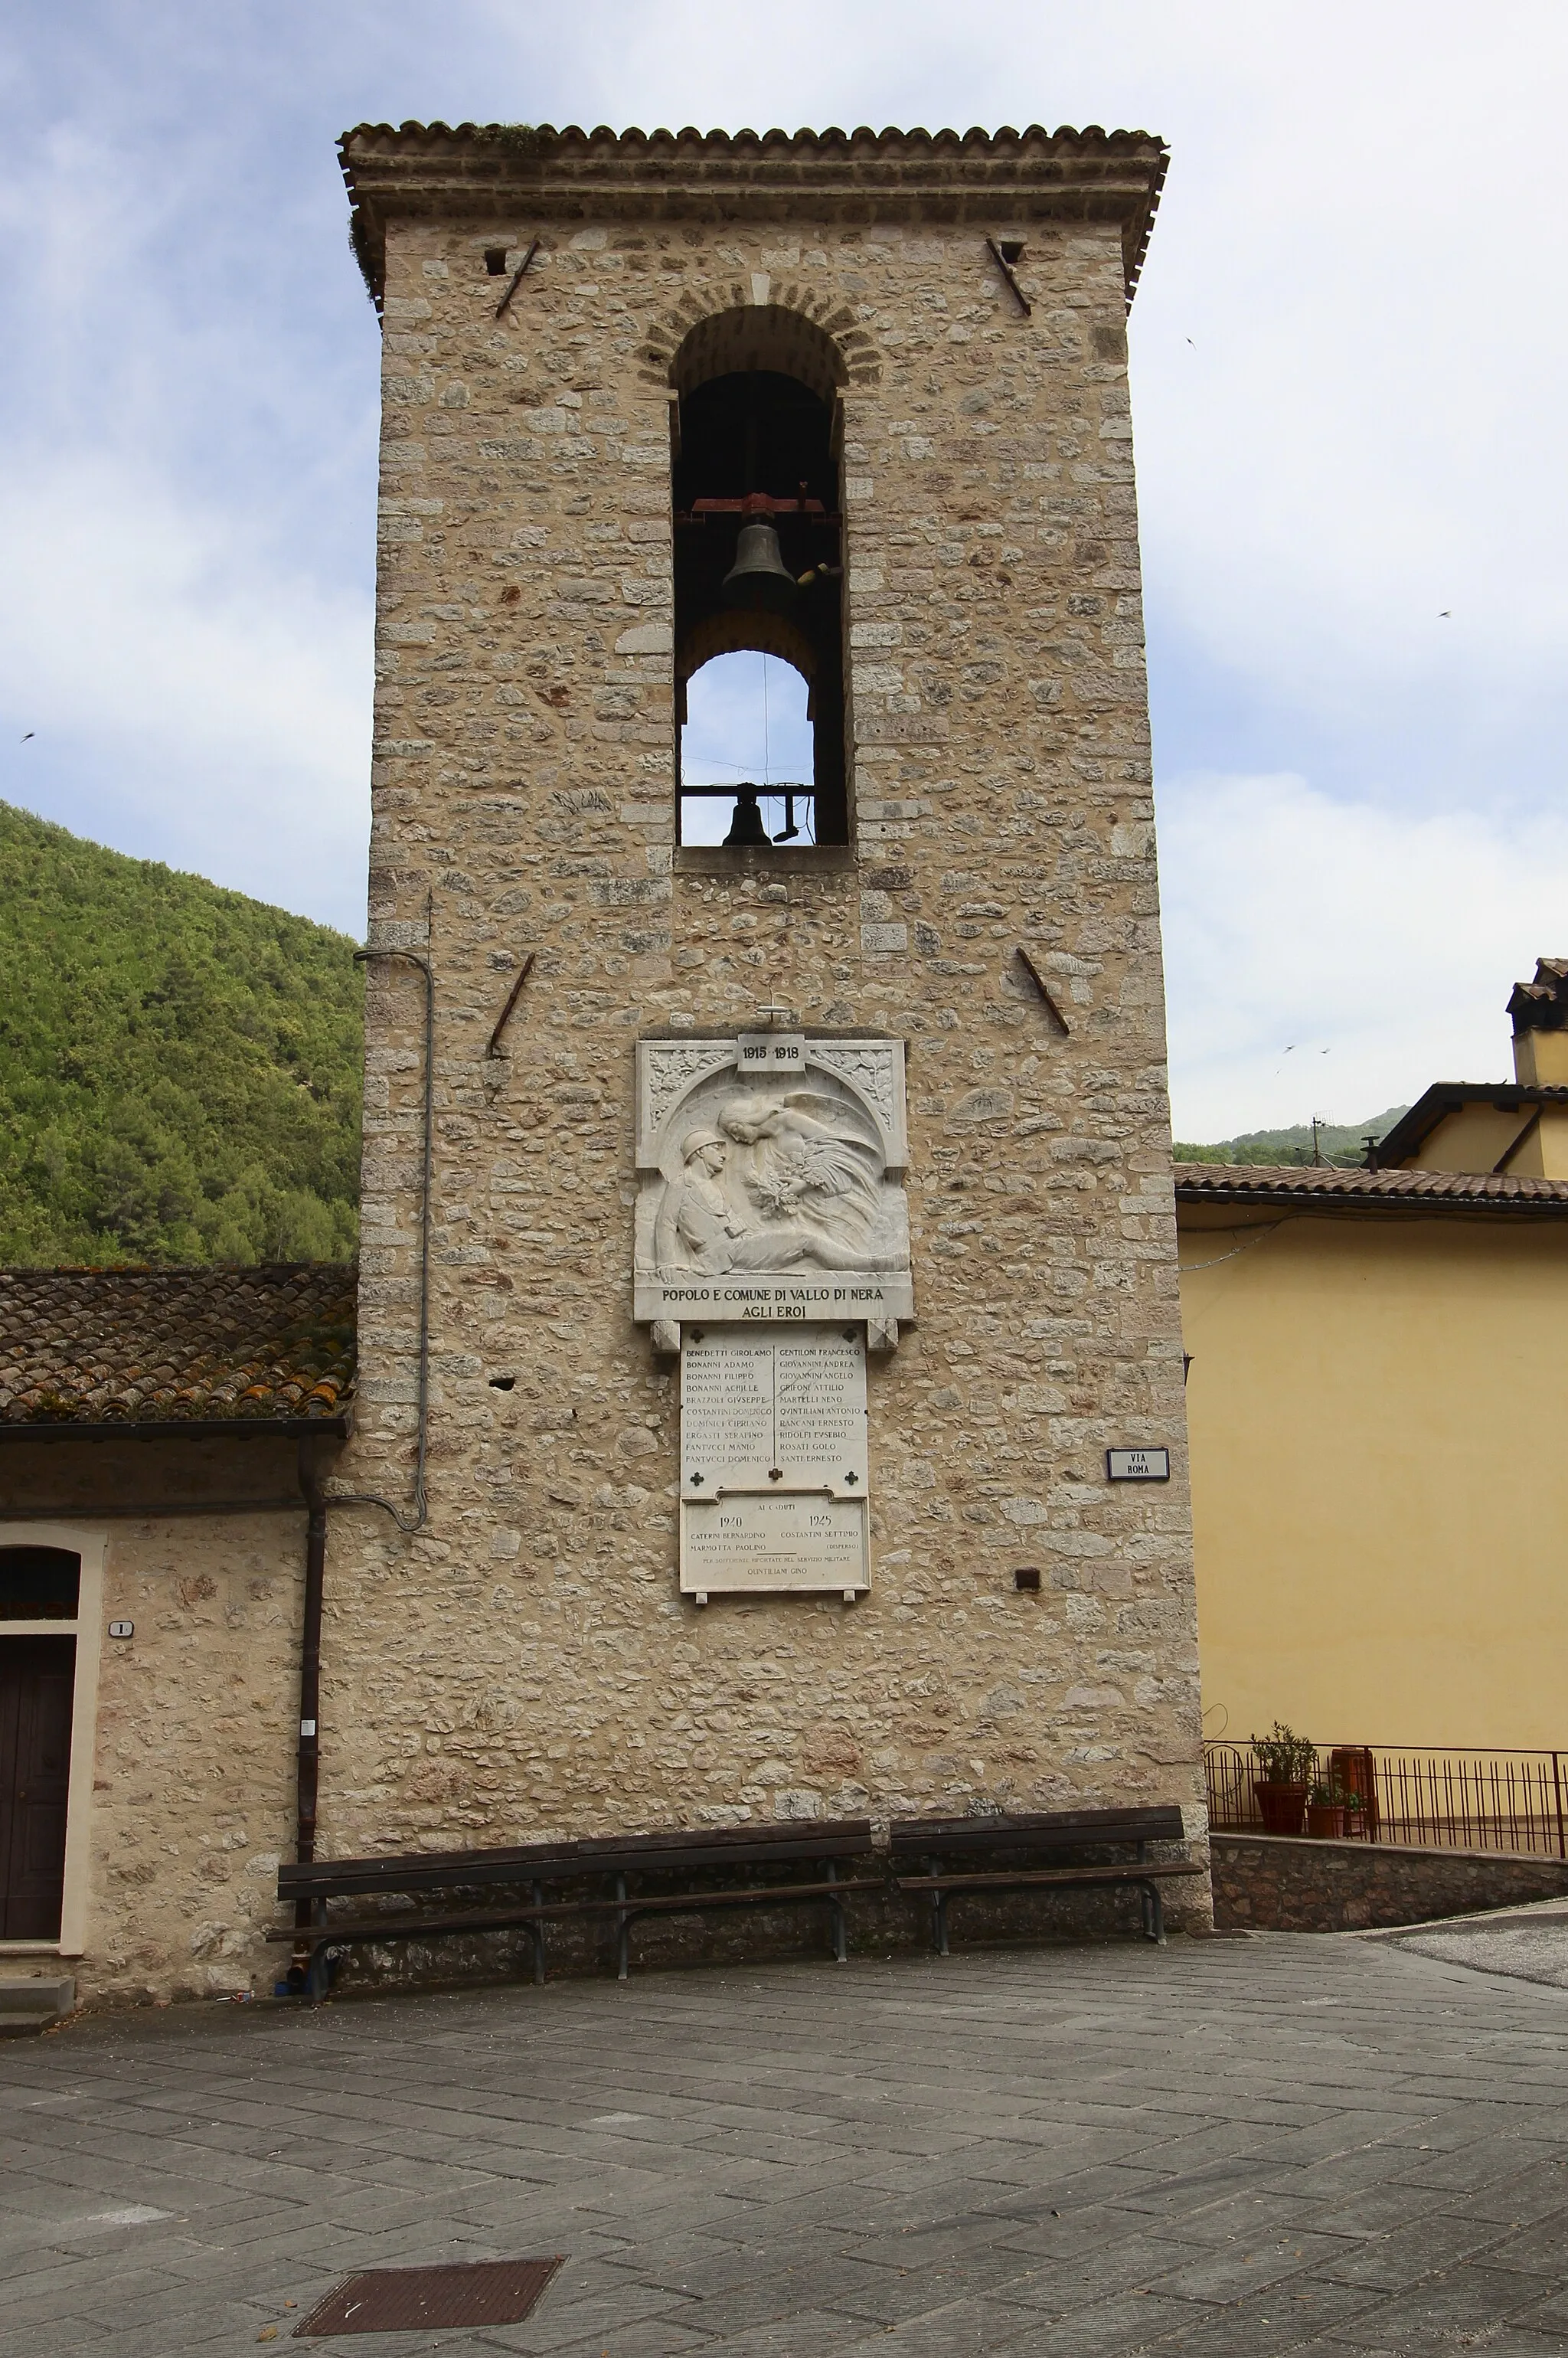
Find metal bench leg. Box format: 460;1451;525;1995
925;1854;947;1955
616;1872;630;1981
826;1859;847;1963
530;1881;545;1987
305;1942;332;2002
1142;1881;1165;1946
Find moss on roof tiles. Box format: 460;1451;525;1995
0;1264;356;1426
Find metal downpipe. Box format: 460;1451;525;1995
293;1442;329;1934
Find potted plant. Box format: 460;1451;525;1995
1250;1722;1316;1835
1307;1780;1365;1839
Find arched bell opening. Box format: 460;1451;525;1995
679;649;816;847
670;312;848;846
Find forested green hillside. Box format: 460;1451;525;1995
1173;1109;1410;1168
0;803;362;1266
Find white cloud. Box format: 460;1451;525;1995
0;454;372;929
679;652;815;843
1158;770;1568;1140
2;0;1566;1052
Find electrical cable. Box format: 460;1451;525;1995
1176;1220;1290;1274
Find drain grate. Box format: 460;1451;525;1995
294;2256;564;2336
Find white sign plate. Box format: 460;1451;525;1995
1106;1447;1171;1483
679;1324;870;1594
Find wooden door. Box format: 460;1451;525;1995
0;1638;76;1939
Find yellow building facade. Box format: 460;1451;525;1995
1179;960;1568;1752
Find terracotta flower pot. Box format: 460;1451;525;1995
1253;1779;1308;1836
1307;1803;1348;1839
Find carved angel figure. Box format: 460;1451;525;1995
717;1093;882;1247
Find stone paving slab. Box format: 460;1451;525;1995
1380;1898;1568;1992
2;1933;1567;2354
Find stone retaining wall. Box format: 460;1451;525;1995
1213;1833;1568;1932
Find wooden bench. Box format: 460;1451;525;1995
889;1804;1204;1952
273;1819;878;1997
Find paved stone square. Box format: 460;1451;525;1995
1389;1899;1568;1994
3;1931;1568;2356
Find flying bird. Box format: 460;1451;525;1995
1439;610;1451;618
20;731;33;741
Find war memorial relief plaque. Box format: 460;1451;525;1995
678;1326;870;1600
633;1034;912;1333
635;1033;907;1597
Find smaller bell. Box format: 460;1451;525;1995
723;789;771;848
721;519;797;613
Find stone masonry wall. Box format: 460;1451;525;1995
321;200;1207;1903
1214;1835;1568;1933
2;1437;307;2004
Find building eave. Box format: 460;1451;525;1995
0;1416;351;1444
338;120;1169;316
1369;1083;1568;1169
1174;1162;1568;1217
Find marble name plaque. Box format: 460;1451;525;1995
682;1495;869;1594
679;1324;871;1598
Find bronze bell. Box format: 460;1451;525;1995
721;519;797;613
723;789;771;848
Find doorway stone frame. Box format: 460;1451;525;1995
0;1522;106;1957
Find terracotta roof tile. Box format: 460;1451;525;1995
1508;957;1568;1034
338;121;1169;312
0;1265;357;1428
1173;1163;1568;1212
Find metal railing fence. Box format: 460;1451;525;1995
1204;1740;1567;1859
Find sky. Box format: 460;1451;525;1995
2;2;1566;1140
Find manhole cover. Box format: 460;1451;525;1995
294;2256;563;2336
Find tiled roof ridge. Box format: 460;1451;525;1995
340;120;1165;152
4;1260;355;1279
1173;1163;1568;1208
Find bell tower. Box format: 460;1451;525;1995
329;119;1205;1885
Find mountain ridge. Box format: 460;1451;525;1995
1172;1108;1410;1169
